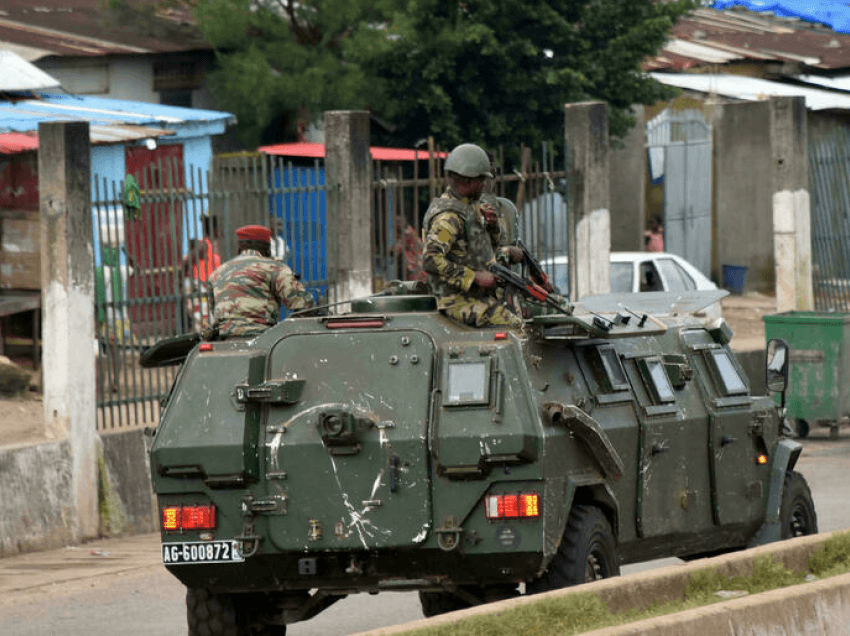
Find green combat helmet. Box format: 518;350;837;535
444;143;494;178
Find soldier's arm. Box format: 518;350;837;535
422;212;476;292
273;264;315;311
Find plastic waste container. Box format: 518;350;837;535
763;311;850;438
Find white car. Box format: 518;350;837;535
544;251;722;319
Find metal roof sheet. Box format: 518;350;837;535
797;74;850;92
259;142;447;162
0;92;235;134
0;125;175;155
650;72;850;111
0;51;60;91
647;7;850;71
0;1;208;59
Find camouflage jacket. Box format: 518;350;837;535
210;250;314;338
422;189;509;298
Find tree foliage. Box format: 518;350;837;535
193;0;696;150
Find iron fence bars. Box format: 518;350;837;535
809;131;850;312
91;152;337;429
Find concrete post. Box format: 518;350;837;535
609;106;646;252
324;111;373;305
770;96;814;312
38;121;98;540
565;101;611;300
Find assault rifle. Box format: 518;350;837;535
516;239;554;293
487;261;573;316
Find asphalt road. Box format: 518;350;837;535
0;426;846;636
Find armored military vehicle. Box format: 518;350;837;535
145;287;816;635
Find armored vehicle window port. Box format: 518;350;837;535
143;288;816;635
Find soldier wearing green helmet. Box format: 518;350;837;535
422;143;524;328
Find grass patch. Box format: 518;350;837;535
395;533;850;636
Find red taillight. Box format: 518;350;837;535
325;319;386;329
485;493;540;520
494;332;509;340
162;505;216;531
199;343;213;352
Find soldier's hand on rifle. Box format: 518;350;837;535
473;270;497;289
480;202;499;228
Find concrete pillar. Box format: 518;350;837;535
324;111;373;305
565;101;611;300
770;96;814;312
711;101;774;291
609;105;646;252
38;121;98;540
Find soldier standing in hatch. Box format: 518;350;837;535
209;224;314;339
422;143;524;328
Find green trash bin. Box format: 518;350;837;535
763;311;850;439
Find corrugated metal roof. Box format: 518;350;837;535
0;0;208;59
0;51;60;91
0;132;37;154
0;92;235;134
259;142;447;162
646;7;850;72
797;74;850;92
0;125;175;154
650;72;850;111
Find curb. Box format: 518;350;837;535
351;532;838;636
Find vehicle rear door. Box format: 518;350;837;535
262;328;435;550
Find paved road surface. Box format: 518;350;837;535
0;426;845;636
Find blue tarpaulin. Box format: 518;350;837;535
712;1;850;34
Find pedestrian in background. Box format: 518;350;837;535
645;215;664;252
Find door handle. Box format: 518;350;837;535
721;436;737;447
651;443;668;456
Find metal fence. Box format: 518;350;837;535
92;153;337;430
809;130;850;311
93;141;565;429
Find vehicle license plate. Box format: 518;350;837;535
162;540;244;565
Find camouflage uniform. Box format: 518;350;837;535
210;250;314;338
422;189;522;329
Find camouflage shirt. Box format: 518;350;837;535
422;189;510;299
210;250;314;338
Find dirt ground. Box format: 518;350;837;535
0;292;775;447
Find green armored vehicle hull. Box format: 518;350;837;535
148;291;816;635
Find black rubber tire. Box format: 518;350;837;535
187;588;287;636
796;418;810;440
780;471;818;539
187;588;239;636
527;505;619;593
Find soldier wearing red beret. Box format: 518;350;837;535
209;224;314;338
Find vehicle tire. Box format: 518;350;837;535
187;588;287;636
527;505;619;593
780;471;818;539
796;418;810;439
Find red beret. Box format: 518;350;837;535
236;225;272;244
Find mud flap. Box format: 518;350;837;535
748;438;802;547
